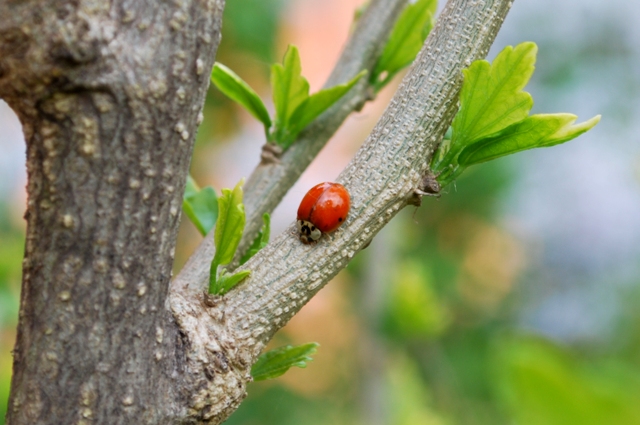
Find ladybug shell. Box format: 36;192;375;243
297;182;350;234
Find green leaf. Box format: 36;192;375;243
372;0;437;90
240;213;271;265
430;42;599;188
451;42;537;147
270;45;365;148
210;179;246;294
213;179;246;266
211;63;272;134
216;269;251;295
183;176;219;236
458;113;601;166
432;42;539;180
271;45;310;142
285;70;366;146
251;343;319;381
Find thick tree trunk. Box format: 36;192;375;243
1;1;225;423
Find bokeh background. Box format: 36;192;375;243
2;0;640;423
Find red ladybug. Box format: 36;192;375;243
297;182;350;244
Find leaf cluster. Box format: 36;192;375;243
431;42;601;187
209;180;251;295
182;178;271;295
211;0;441;150
211;46;364;149
370;0;437;91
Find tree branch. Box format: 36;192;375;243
225;0;513;346
169;0;512;422
172;0;409;295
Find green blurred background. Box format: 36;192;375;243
2;0;640;423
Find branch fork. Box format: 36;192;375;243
171;1;512;422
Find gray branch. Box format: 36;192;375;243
170;0;512;422
221;0;512;346
171;0;408;295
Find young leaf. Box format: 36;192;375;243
458;113;601;166
451;42;537;147
240;213;271;265
251;343;319;382
183;176;218;236
271;45;310;142
183;187;218;236
216;269;251;295
210;179;246;294
284;70;366;147
211;63;272;133
371;0;437;90
432;43;538;178
431;42;600;188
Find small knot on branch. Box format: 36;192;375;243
407;171;441;207
260;143;283;165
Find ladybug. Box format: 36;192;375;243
297;182;350;244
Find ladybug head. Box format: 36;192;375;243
297;220;322;244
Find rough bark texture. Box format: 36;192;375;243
1;0;513;423
1;1;224;423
